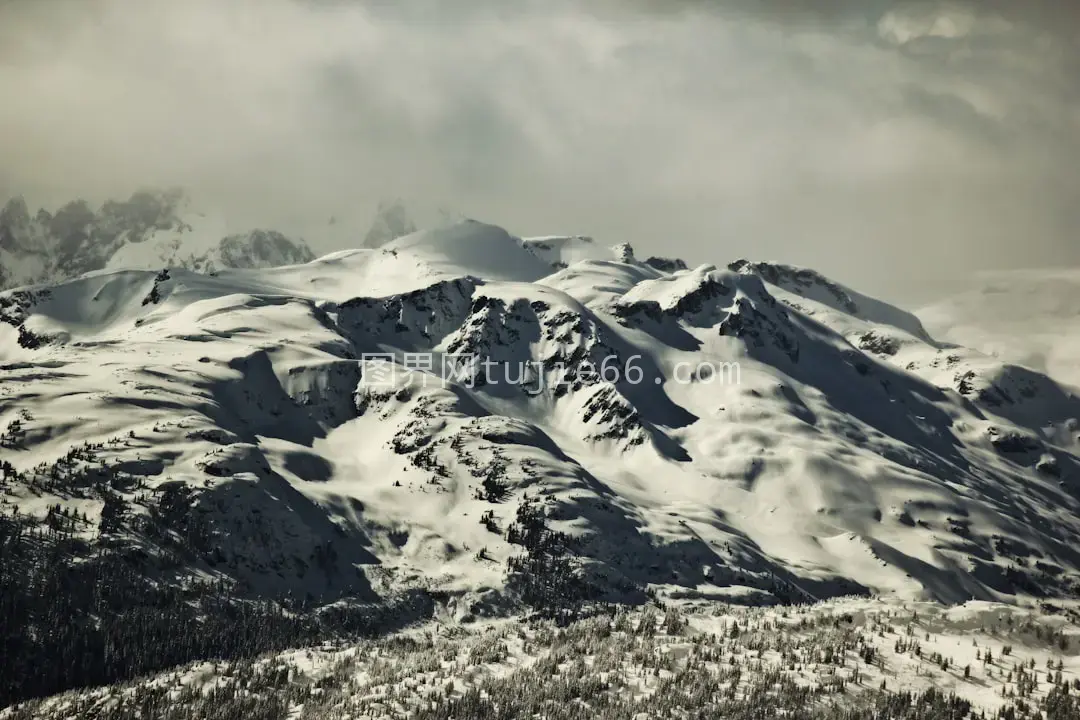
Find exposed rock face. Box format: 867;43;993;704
190;230;315;274
729;259;859;314
643;256;688;272
729;258;933;341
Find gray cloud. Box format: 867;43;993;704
0;0;1077;304
643;0;1080;37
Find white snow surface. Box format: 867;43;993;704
4;221;1080;610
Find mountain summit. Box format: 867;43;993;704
0;190;315;290
3;218;1080;710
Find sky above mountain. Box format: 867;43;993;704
0;0;1076;304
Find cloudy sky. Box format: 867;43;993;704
1;0;1077;302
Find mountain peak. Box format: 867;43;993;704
0;189;317;291
6;226;1080;714
0;195;30;224
0;196;33;252
729;258;932;341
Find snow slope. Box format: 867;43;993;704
4;221;1080;620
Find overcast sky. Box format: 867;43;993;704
1;0;1077;303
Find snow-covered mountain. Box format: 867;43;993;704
0;190;315;290
4;221;1080;707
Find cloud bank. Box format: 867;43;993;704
0;0;1076;302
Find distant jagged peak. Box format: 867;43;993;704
362;198;418;249
0;196;41;253
0;195;31;227
106;222;315;276
220;229;313;262
96;187;189;237
193;230;316;274
1;194;57;230
0;187;320;291
643;256;688;273
729;258;933;342
1;187;190;246
0;188;195;290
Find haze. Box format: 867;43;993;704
1;0;1077;304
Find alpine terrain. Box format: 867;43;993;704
3;220;1080;718
0;189;316;291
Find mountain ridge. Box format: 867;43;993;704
0;189;432;291
3;219;1080;707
